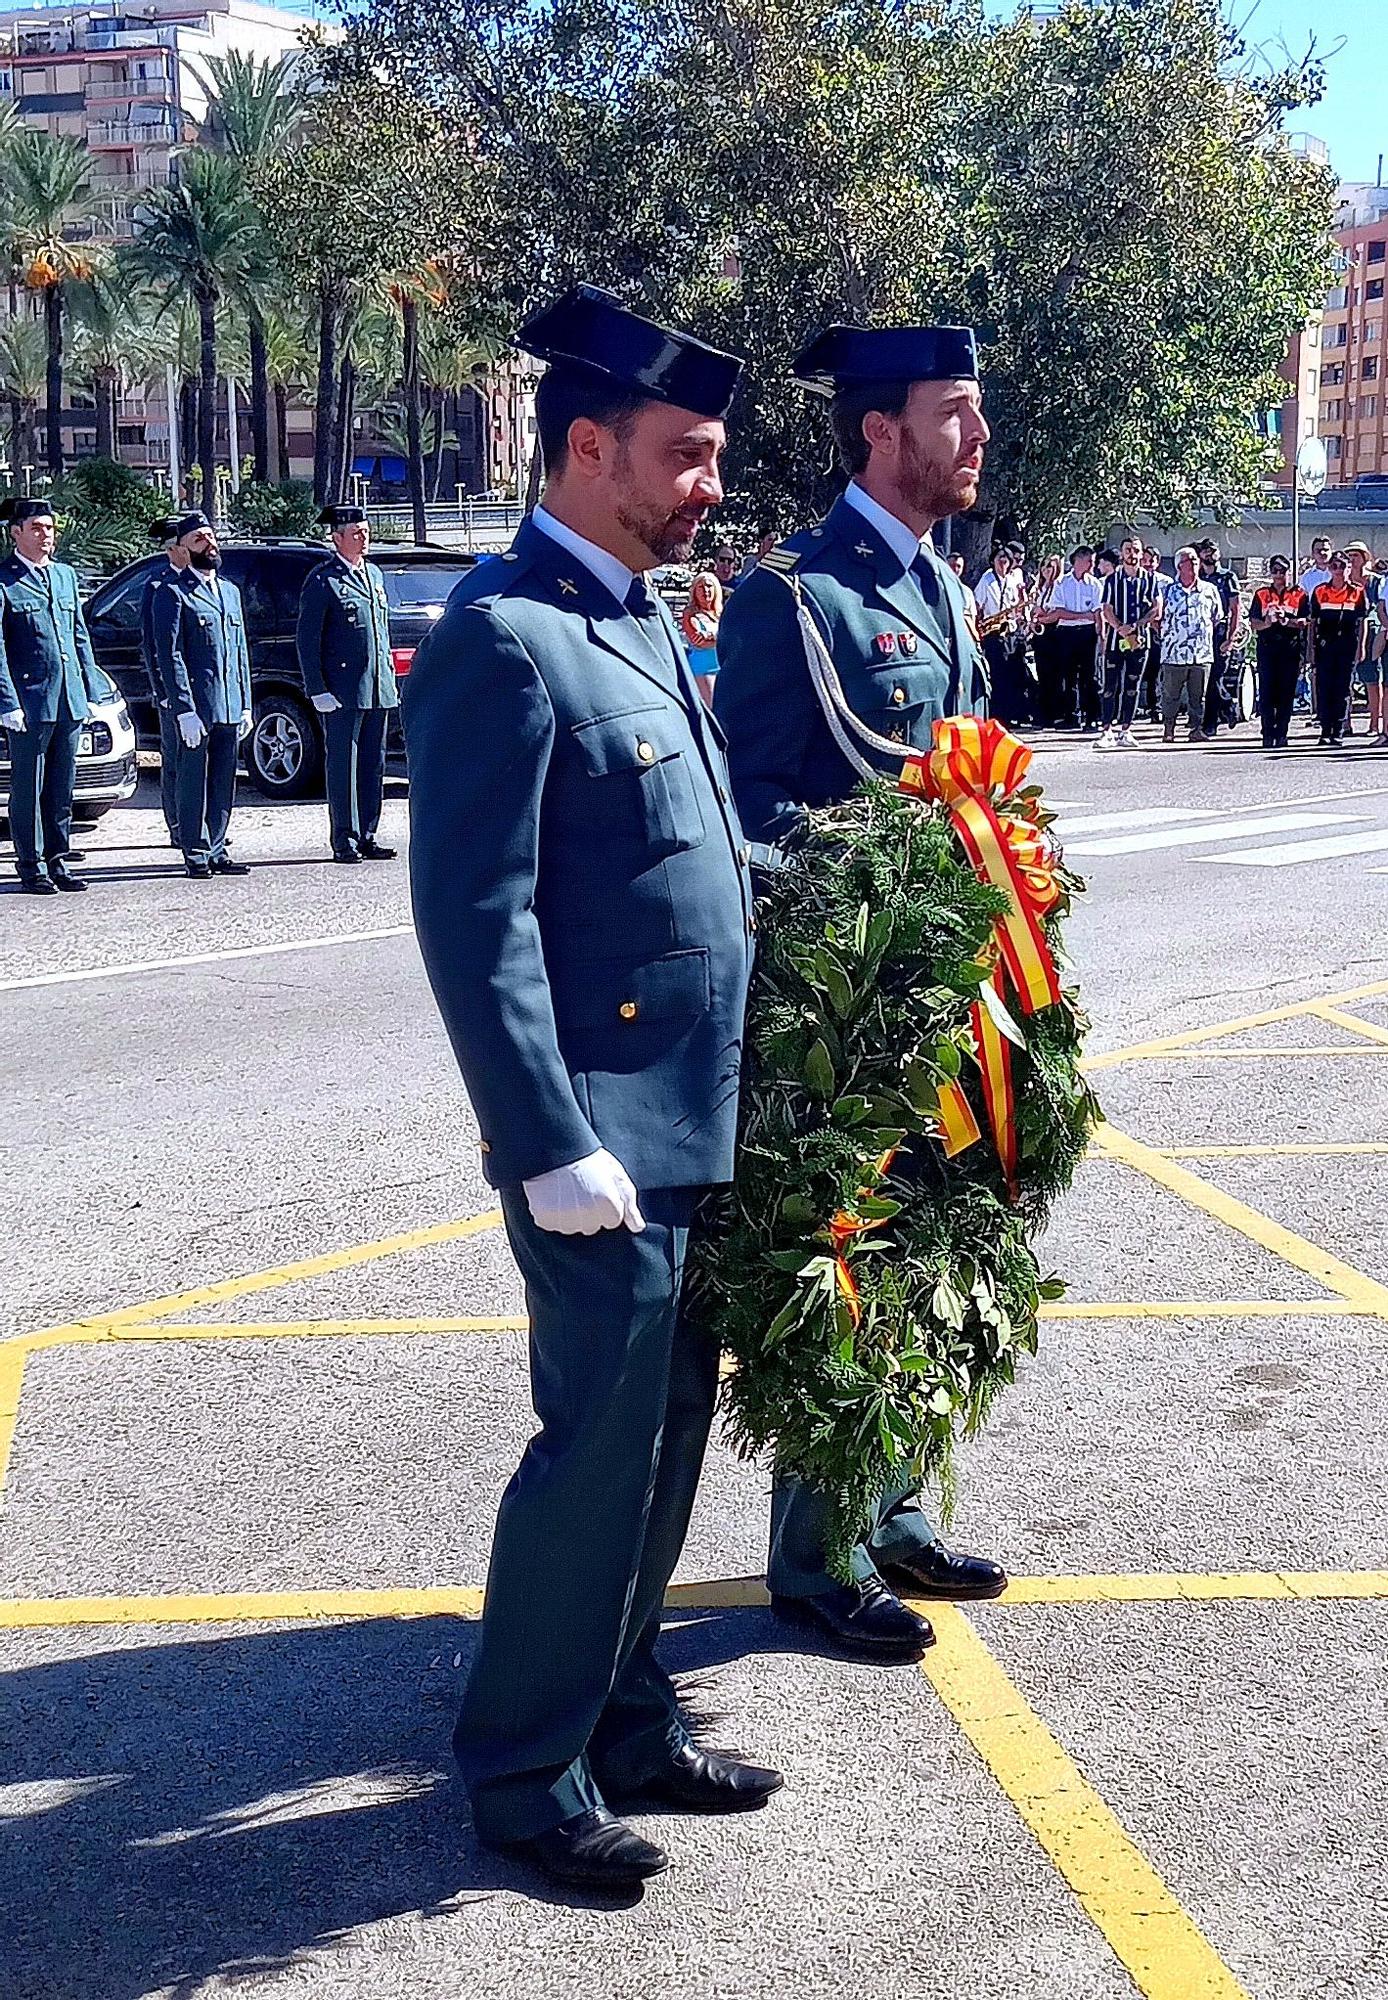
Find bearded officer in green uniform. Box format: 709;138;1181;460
715;323;1008;1663
0;495;103;896
405;285;779;1895
296;503;398;863
152;513;252;880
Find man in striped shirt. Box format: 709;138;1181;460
1098;534;1162;747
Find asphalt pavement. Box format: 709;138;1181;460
5;726;1388;2000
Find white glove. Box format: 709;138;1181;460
178;711;207;749
311;692;341;713
0;707;25;732
238;710;253;741
523;1148;646;1236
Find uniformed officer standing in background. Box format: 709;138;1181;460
152;514;252;881
405;285;777;1895
296;504;399;864
142;512;204;849
0;496;103;896
715;323;1008;1664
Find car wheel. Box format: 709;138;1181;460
246;692;324;800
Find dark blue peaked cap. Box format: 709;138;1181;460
517;283;743;420
0;496;56;524
792;325;979;399
319;503;368;528
150;509;211;542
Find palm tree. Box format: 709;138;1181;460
260;306;313;482
198;50;305;482
69;274;163;461
3;128;105;476
0;315;46;483
125;151;260;514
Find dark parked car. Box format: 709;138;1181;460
85;540;480;799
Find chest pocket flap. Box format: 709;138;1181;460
568;705;707;856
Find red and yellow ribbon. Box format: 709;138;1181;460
899;716;1064;1194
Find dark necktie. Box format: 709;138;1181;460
625;576;699;718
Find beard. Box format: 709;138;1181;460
190;549;222;571
899;427;980;520
612;445;707;563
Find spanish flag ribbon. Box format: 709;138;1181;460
899;716;1064;1193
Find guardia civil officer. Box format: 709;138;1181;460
0;496;103;896
142;513;203;848
151;514;252;880
405;285;776;1894
296;503;398;863
715;324;1008;1664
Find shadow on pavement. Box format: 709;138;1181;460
2;1606;786;1996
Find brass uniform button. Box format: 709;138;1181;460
636;741;656;764
619;1001;639;1021
891;686;906;705
479;1139;492;1155
740;843;751;864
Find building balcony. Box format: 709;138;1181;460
90;163;170;193
86;74;174;102
87;117;179;147
84;26;180;51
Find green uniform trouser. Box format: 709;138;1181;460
768;1474;939;1596
323;703;389;856
454;1185;718;1846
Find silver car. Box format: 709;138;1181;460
0;672;139;829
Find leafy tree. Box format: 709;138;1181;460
125;151;262;516
69;273;164;462
3;129;106;476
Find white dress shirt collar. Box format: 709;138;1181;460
14;552;51;579
533;504;635;606
843;481;924;572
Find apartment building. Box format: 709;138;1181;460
1276;172;1388;495
1;0;313;480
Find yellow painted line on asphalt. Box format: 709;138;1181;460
91;1317;529;1341
1083;973;1388;1072
920;1604;1249;1999
0;1586;488;1630
1100;1045;1388;1060
1096;1125;1388;1316
1038;1298;1364;1320
2;1209;506;1346
1160;1142;1388;1158
998;1571;1388;1605
1308;1002;1388;1047
0;1344;27;1501
12;1569;1388;1633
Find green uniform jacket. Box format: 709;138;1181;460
713;494;986;852
296;555;399;711
403;519;756;1193
153;568;252;727
0;554;101;726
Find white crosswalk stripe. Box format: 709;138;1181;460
1061;812;1363;857
1211;828;1388;867
1054;807;1224;837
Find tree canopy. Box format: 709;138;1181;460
339;0;1335;542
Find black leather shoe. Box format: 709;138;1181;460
61;848;86;862
358;839;396;860
185;860;212;879
19;876;58;896
50;867;88;893
331;848;362;864
210;857;250;875
771;1578;933;1661
879;1539;1009;1602
503;1808;669;1890
612;1742;783;1814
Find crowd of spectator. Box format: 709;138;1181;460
678;523;1388;753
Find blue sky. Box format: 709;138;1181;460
984;1;1383;183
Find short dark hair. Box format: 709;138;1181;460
1098;547;1119;567
534;365;645;474
1005;540;1026;560
829;380;913;477
1069;544;1094;561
